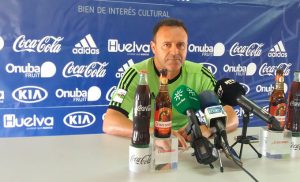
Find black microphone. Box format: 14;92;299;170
214;78;282;131
172;85;218;167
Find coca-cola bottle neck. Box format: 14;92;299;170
138;71;148;85
294;71;300;82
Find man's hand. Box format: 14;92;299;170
172;130;188;150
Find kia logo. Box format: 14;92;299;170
63;111;96;128
12;86;48;103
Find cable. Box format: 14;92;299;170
228;148;259;182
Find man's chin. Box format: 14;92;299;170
166;65;182;72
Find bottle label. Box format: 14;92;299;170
154;107;172;136
155;120;172;128
269;103;286;128
136;104;151;112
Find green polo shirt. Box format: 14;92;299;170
109;58;216;130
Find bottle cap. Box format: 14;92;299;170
160;69;168;84
139;70;148;74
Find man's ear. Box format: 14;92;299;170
150;41;156;54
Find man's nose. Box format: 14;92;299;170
170;44;180;55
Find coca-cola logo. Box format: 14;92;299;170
259;63;292;76
62;61;108;78
136;105;151;112
229;42;263;56
291;142;300;151
13;35;63;53
290;100;300;107
106;86;117;102
130;154;151;165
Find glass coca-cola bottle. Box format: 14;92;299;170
131;71;151;147
154;69;172;138
268;69;287;130
286;71;300;132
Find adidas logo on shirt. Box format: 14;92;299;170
115;59;134;78
72;34;100;55
268;41;287;58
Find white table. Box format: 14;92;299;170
0;127;299;182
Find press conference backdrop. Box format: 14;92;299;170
0;0;299;137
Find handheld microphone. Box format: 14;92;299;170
198;90;242;165
172;85;218;166
198;90;229;146
214;78;282;131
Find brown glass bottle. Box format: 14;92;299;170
286;71;300;132
132;71;151;147
154;69;172;138
268;69;287;130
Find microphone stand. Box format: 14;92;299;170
213;133;224;172
231;110;262;159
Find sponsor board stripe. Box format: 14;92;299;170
274;44;280;52
123;63;130;70
128;59;134;66
75;43;81;48
86;34;97;48
278;41;286;52
80;39;89;48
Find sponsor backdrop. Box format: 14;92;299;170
0;0;299;137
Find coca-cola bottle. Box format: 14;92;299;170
286;71;300;132
154;69;172;138
268;69;287;130
132;71;151;147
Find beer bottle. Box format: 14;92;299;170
286;71;300;132
268;69;287;130
154;69;172;138
132;71;151;147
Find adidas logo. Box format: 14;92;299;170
72;34;100;55
268;41;287;58
115;59;134;78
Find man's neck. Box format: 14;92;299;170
152;58;182;81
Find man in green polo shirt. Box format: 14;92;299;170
103;18;238;149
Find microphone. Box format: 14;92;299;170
198;91;229;146
214;78;282;131
198;91;242;165
172;85;218;166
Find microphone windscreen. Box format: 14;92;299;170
172;85;200;115
214;78;246;106
198;91;220;112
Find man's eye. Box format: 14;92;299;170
163;43;171;48
177;43;186;50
